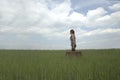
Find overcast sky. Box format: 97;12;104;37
0;0;120;50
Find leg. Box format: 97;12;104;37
71;42;76;51
74;44;76;51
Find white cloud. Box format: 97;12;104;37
84;7;120;28
0;0;18;25
77;28;120;49
83;28;120;36
51;0;71;17
87;7;107;18
0;1;119;36
109;3;120;11
69;12;86;22
85;7;108;27
95;11;120;27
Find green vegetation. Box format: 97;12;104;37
0;49;120;80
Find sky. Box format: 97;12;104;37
0;0;120;50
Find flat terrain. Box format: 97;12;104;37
0;49;120;80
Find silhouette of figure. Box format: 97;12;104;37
70;29;76;51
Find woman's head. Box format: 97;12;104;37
70;29;75;34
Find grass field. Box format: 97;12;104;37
0;49;120;80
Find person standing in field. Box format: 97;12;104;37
70;29;76;51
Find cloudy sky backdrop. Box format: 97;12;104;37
0;0;120;50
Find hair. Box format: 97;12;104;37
70;29;75;34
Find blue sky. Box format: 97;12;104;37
0;0;120;50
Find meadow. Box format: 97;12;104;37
0;49;120;80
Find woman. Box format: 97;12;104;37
70;29;76;51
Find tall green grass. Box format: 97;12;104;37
0;49;120;80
